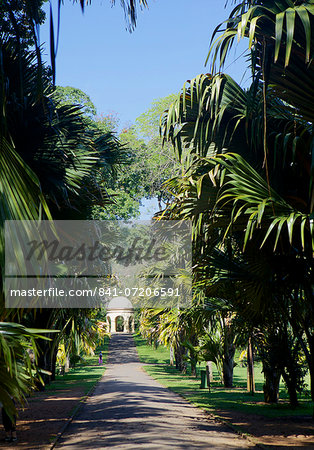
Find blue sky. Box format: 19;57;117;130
41;0;249;128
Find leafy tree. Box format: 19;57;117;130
0;0;46;49
96;112;120;133
136;94;177;140
92;95;181;220
53;85;138;220
52;87;133;220
54;86;97;119
134;94;180;209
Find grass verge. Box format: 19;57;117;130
45;337;109;396
134;334;313;419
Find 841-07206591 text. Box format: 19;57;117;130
99;287;180;297
9;287;180;298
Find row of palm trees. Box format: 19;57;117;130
139;0;313;409
0;0;145;418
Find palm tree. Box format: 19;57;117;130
160;18;313;400
0;0;146;416
210;0;314;124
0;40;122;226
0;321;53;419
0;36;125;405
207;0;314;404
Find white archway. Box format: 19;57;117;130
106;296;134;333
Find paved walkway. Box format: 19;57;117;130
56;334;256;449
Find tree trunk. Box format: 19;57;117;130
191;361;196;377
206;365;211;392
174;349;181;370
65;355;70;373
247;337;255;394
292;328;314;417
50;347;58;382
263;364;280;403
222;314;235;388
223;344;235;388
206;361;214;382
170;346;174;366
175;345;187;373
281;371;299;407
308;348;314;418
223;359;234;387
182;355;188;374
174;345;184;371
157;195;162;211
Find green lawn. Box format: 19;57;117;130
45;338;108;395
134;334;313;418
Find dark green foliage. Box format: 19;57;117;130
159;0;314;408
0;0;46;49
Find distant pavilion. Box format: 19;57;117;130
106;296;135;333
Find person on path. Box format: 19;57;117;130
98;351;103;365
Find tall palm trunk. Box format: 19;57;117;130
222;315;235;387
262;362;280;403
247;337;255;394
223;344;235;387
281;371;298;408
175;344;187;373
307;335;314;417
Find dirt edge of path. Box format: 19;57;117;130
49;380;100;450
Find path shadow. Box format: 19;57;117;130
57;334;254;449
